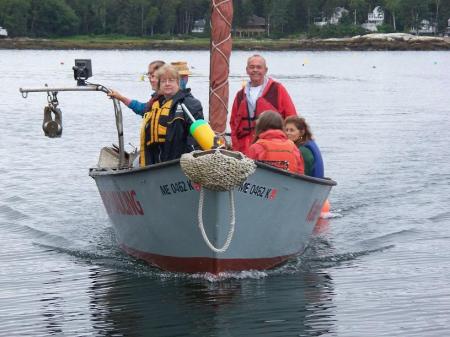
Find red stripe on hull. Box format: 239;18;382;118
120;244;296;274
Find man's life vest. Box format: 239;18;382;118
255;138;300;173
234;81;282;139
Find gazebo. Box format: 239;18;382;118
234;15;266;37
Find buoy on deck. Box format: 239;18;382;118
190;120;216;150
181;103;219;151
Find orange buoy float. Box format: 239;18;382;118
320;199;331;218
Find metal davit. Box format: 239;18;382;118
19;60;127;169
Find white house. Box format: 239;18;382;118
314;17;327;27
362;6;384;32
410;19;436;35
330;7;349;25
368;6;384;25
314;7;348;27
0;26;8;37
192;19;206;33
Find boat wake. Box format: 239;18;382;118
320;210;342;219
337;202;370;214
306;244;394;265
33;241;168;277
188;270;269;282
0;204;29;221
360;228;419;246
4;212;398;281
28;232;397;281
428;210;450;222
30;226;395;280
271;235;395;273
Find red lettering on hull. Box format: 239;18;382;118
99;190;144;216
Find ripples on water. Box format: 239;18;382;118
1;50;450;336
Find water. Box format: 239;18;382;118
1;49;450;336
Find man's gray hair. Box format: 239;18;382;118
247;54;267;67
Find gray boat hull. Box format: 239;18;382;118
90;160;335;273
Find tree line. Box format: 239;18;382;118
236;0;450;37
0;0;449;38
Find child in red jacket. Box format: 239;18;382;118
247;111;304;174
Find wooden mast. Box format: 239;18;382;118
209;0;233;134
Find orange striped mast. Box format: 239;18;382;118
209;0;233;134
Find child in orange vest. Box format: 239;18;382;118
247;111;304;174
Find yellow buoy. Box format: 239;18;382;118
190;120;216;150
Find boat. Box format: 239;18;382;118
90;155;334;273
20;0;336;274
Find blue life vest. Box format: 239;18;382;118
304;140;324;178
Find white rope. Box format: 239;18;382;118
180;150;255;253
197;187;236;253
209;0;232;125
209;71;229;113
212;0;232;28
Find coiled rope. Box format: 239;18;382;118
180;149;256;253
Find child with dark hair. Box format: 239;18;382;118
247;111;304;174
284;116;324;178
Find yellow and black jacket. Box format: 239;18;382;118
140;89;203;166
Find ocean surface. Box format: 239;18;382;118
1;49;449;336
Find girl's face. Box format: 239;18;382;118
284;122;304;142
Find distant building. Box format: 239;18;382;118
368;6;384;25
314;7;348;27
0;26;8;37
329;7;349;25
192;19;206;34
234;15;266;37
410;19;436;35
313;17;327;27
446;19;450;36
362;6;384;32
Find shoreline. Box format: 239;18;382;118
1;34;450;51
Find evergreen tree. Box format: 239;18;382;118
1;0;448;38
29;0;79;37
0;0;31;37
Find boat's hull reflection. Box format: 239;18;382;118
88;268;335;336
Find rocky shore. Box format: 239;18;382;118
1;33;449;51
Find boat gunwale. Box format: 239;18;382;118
89;158;337;187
